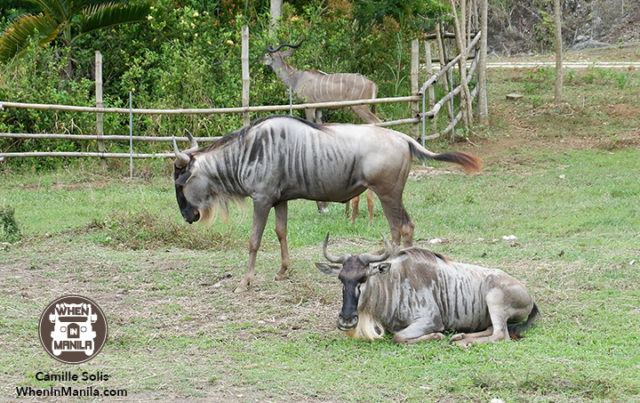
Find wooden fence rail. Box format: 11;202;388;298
0;95;420;116
0;30;484;161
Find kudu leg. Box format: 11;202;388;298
234;201;271;293
366;189;374;224
274;201;290;281
349;196;360;224
351;105;381;124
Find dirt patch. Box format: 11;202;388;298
605;103;640;119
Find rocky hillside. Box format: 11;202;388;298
487;0;640;55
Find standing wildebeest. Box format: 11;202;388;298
173;115;481;292
316;234;539;346
262;41;379;220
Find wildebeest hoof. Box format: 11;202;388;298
450;333;465;342
274;272;289;281
233;278;251;293
318;207;329;214
452;337;475;347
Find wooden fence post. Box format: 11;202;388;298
410;39;420;139
435;23;454;134
241;25;250;126
95;51;105;155
424;41;437;136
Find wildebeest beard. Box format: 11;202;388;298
198;193;245;224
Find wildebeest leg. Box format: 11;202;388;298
316;201;329;214
452;286;531;346
392;321;445;345
274;201;290;281
377;196;414;247
450;327;494;343
234;201;271;293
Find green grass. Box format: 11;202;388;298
1;64;640;400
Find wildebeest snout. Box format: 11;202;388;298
181;207;200;224
337;312;358;330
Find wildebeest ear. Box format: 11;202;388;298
175;170;193;186
368;262;391;276
315;263;341;276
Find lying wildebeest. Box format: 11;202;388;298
316;234;539;345
173;115;481;292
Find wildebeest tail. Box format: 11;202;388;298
508;303;539;339
408;142;482;173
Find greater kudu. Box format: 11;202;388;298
262;42;380;220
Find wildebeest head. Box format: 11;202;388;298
316;233;393;331
173;132;204;224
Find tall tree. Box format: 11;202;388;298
269;0;282;35
0;0;150;71
554;0;563;102
477;0;488;124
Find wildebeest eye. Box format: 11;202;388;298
175;170;193;186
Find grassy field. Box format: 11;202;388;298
1;57;640;401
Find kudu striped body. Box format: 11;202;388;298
317;235;539;346
173;115;481;292
263;42;379;221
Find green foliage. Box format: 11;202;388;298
0;206;21;243
1;0;454;170
0;0;151;61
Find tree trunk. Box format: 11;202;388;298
270;0;283;35
554;0;563;103
478;0;489;124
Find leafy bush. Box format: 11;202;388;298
1;0;453;169
0;206;21;243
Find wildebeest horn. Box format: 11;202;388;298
184;129;198;149
359;235;393;265
322;232;348;264
266;41;303;53
173;136;190;167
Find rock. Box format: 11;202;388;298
571;39;609;50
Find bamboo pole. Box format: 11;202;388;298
435;23;455;132
424;41;437;136
129;92;133;178
0;133;220;142
420;50;478;120
95;51;105;155
419;32;480;95
410;39;420;139
0;152;175;159
0;96;420;116
449;0;474;128
241;25;251;125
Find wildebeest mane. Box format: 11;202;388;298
196;115;323;154
396;247;450;265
